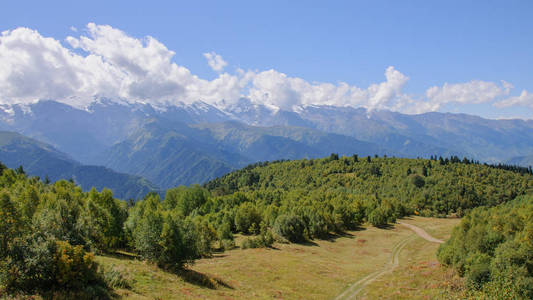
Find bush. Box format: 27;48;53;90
273;214;306;243
55;241;100;290
128;197;201;270
156;214;200;270
221;239;236;251
217;220;234;241
411;174;425;188
234;202;262;234
241;234;273;249
194;219;218;256
0;235;105;296
367;208;388;227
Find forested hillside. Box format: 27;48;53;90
1;156;531;298
438;195;533;299
206;155;533;220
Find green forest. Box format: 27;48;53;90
1;155;532;298
438;195;533;299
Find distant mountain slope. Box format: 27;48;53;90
0;99;232;163
192;121;389;161
0;131;158;199
506;155;533;167
227;103;533;162
2;99;533;166
98;120;248;189
99;120;390;189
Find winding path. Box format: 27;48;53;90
334;222;444;300
397;221;444;244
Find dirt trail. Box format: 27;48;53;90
334;222;444;300
397;221;444;244
334;234;416;300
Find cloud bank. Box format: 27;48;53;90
0;24;529;114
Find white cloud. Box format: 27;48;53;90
0;23;529;116
0;27;103;105
424;80;509;111
247;66;409;111
203;51;227;72
0;24;245;108
495;90;533;108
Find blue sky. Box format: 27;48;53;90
1;0;532;119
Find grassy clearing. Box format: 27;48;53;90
360;217;463;299
96;217;460;299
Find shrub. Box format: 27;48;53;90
221;239;236;251
464;252;491;289
367;208;388;227
234;202;262;234
55;241;100;290
217;220;234;241
156;214;200;270
411;174;425;188
194;219;218;256
273;214;306;243
0;235;105;296
241;234;273;249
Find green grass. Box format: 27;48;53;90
96;217;461;299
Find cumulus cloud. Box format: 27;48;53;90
0;24;411;111
203;51;227;72
247;66;409;111
0;27;102;104
386;80;520;114
495;90;533;108
0;24;246;108
425;80;510;110
0;23;528;115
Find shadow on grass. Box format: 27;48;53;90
374;223;395;230
175;269;234;290
108;250;139;260
101;251;233;291
208;253;229;259
325;231;356;242
298;240;319;246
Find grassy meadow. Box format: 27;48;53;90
97;217;460;299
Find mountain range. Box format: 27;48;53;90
0;98;532;194
0;131;157;199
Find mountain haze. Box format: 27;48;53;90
0;131;158;199
506;155;533;167
1;99;533;189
